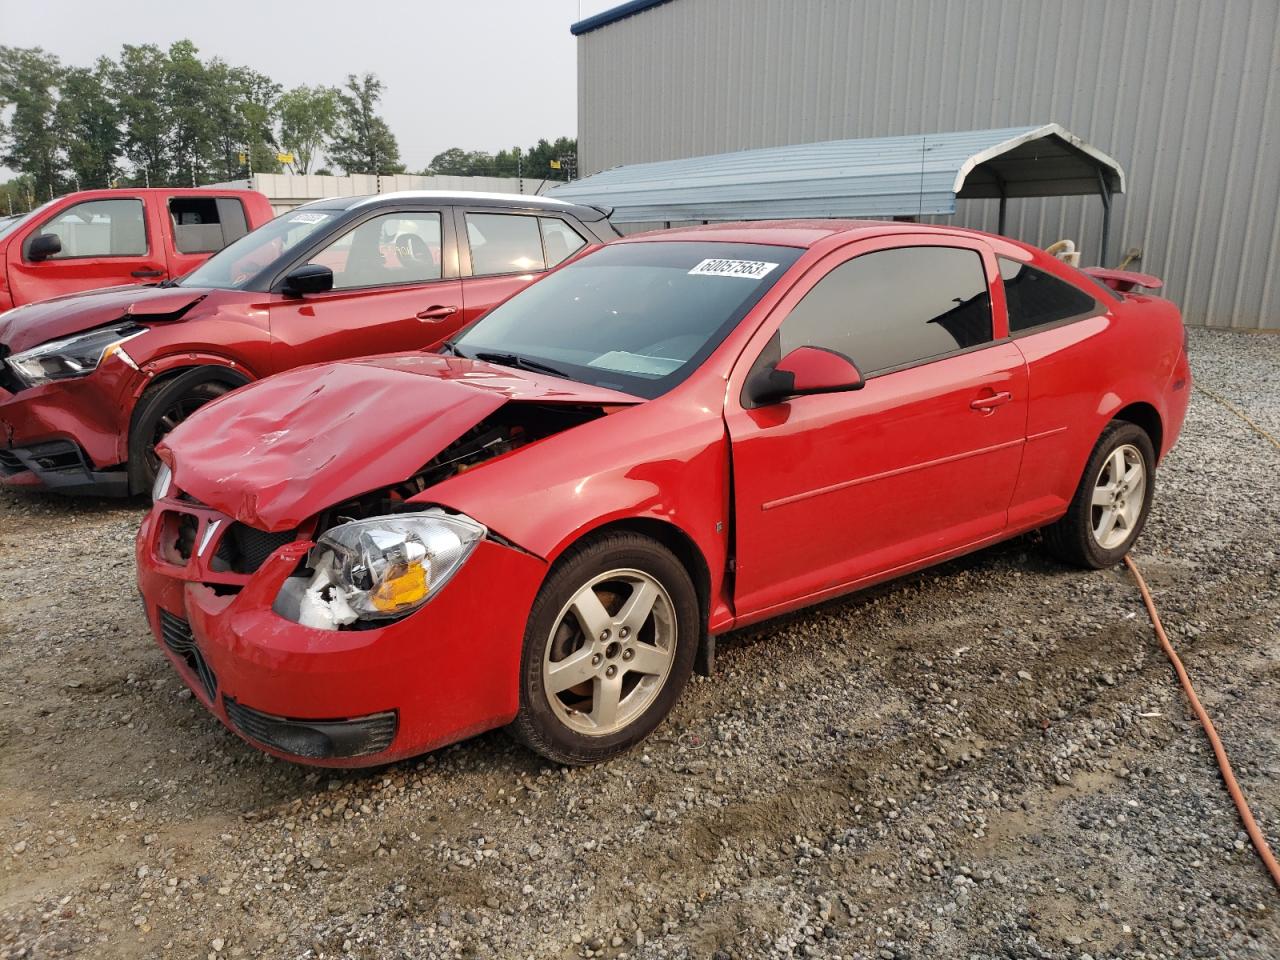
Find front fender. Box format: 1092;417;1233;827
420;397;736;630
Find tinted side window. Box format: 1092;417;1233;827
307;211;442;290
540;217;587;267
467;213;545;276
779;246;992;375
33;198;147;259
999;258;1099;333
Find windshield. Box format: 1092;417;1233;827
180;208;340;289
451;241;802;399
0;199;56;243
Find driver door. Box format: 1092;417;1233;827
725;235;1028;621
7;195;167;305
267;208;462;372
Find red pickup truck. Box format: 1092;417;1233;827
0;188;274;312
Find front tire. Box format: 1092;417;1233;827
509;532;699;765
127;368;244;494
1043;420;1156;569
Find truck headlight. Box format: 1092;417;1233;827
6;323;145;388
275;510;486;630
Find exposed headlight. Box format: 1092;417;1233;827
274;510;486;630
151;462;172;501
6;323;145;388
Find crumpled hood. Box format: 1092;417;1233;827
0;284;208;353
162;353;642;531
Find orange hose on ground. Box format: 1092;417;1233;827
1123;555;1280;890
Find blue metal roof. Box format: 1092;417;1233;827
550;124;1125;224
570;0;675;36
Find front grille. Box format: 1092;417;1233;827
224;699;398;760
158;609;217;702
0;449;23;476
213;524;297;575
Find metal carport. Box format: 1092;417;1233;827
550;123;1125;265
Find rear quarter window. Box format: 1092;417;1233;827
999;258;1100;334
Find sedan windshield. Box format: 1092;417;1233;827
451;241;802;398
179;208;341;290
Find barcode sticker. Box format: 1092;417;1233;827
688;258;779;280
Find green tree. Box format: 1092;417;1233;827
426;147;494;176
327;73;403;175
0;175;38;216
56;59;121;189
278;85;339;174
0;46;65;200
205;60;281;179
110;44;173;185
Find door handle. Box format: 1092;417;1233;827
970;391;1013;411
131;269;164;278
416;305;459;321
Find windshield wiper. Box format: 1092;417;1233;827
470;350;573;380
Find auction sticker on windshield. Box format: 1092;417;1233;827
688;258;779;280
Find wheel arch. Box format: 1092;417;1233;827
125;362;255;493
545;516;713;644
1110;400;1164;459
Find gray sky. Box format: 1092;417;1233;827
0;0;619;178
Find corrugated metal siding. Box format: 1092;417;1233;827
577;0;1280;328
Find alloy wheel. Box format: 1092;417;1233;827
542;568;677;737
1090;443;1146;550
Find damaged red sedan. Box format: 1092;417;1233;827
137;221;1191;767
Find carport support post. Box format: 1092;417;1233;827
1097;167;1112;268
991;169;1008;237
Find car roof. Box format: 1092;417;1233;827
618;219;1006;249
298;190;608;220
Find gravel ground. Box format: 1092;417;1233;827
1;327;1277;960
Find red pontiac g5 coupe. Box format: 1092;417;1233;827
137;221;1191;767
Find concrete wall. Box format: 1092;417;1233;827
577;0;1280;328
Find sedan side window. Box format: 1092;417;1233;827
999;257;1099;333
307;211;442;290
467;213;546;276
30;198;147;259
778;246;992;376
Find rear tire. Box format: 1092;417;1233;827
509;532;699;765
1043;420;1156;569
127;368;245;494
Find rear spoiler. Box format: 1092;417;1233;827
1083;267;1164;293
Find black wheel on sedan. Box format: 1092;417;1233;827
510;532;699;765
127;367;246;494
1043;420;1156;569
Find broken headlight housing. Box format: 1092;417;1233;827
276;510;486;630
6;323;145;388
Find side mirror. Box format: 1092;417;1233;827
749;346;865;406
26;233;62;261
282;263;334;296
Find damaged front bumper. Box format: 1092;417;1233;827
135;499;548;767
0;370;137;495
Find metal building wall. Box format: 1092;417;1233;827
577;0;1280;329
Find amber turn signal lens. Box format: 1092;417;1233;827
370;562;429;613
